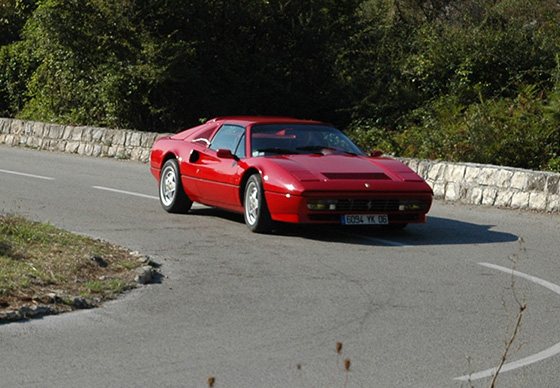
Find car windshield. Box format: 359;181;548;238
250;124;365;157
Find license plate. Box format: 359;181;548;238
341;214;389;225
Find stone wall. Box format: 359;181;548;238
1;117;559;213
0;118;166;163
402;158;560;213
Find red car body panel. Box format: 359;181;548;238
150;116;433;226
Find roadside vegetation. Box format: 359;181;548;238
0;214;145;321
1;0;559;172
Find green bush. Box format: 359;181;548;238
393;84;560;170
547;157;560;173
0;41;37;116
345;118;403;155
344;0;560;171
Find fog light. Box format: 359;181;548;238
398;201;427;211
308;200;338;211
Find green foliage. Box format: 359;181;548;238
1;0;359;131
547;157;560;172
18;0;185;129
396;84;560;170
0;0;38;116
0;0;37;46
404;0;560;104
83;278;132;295
345;117;402;155
342;0;560;170
334;0;417;128
1;0;560;170
0;41;37;115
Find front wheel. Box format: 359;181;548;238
159;159;193;213
244;174;274;233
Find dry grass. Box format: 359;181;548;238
0;214;145;321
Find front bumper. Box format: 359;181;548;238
265;191;432;224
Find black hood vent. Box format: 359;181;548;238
322;172;390;180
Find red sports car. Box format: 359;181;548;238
150;116;433;233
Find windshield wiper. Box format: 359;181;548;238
295;145;333;154
256;147;299;155
339;150;359;156
296;145;359;156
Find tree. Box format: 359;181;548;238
1;0;360;131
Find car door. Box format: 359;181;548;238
177;121;221;201
192;124;247;210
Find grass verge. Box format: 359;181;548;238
0;214;150;322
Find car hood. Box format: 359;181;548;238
260;154;432;194
278;154;422;180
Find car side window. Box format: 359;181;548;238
209;124;246;158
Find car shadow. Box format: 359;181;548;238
188;207;519;246
282;216;519;246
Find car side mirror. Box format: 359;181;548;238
369;150;383;157
217;149;238;160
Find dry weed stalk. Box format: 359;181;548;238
296;341;356;388
336;342;343;355
489;301;526;388
344;358;351;371
343;357;351;388
489;238;527;388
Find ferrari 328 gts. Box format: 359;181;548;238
150;116;433;233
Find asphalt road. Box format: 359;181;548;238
1;145;559;388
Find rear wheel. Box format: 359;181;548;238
244;174;273;233
159;159;193;213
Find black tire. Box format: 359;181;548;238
243;174;274;233
159;159;193;213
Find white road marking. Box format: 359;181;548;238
454;262;560;381
0;168;55;181
479;262;560;295
92;186;159;200
91;186;207;210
